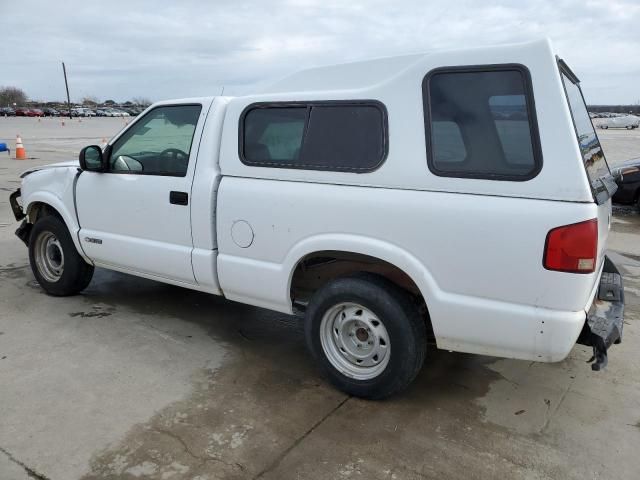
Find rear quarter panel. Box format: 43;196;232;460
217;177;599;360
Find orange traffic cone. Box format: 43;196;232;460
15;135;27;160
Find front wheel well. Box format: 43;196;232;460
290;251;433;338
27;202;64;224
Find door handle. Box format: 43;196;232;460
169;191;189;206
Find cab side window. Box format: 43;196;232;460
109;105;202;176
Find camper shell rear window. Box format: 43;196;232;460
422;64;542;181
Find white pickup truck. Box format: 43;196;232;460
10;39;624;398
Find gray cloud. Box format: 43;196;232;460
2;0;639;103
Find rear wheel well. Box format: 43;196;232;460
290;251;433;338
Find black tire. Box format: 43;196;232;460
305;274;426;399
28;215;94;296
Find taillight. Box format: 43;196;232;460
543;219;598;273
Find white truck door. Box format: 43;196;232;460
75;101;211;284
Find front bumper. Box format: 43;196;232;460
577;256;624;371
9;188;31;246
9;188;26;221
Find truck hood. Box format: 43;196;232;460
20;160;79;178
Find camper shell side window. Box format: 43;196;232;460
422;64;543;181
239;100;388;172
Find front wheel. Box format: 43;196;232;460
305;275;426;399
28;215;94;296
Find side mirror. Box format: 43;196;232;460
79;145;106;172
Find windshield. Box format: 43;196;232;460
560;71;611;195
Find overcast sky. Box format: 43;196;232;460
2;0;639;104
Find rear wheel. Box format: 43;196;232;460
29;215;94;296
305;274;426;399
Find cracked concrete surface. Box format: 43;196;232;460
1;447;46;479
1;117;639;479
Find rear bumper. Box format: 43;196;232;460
577;256;624;370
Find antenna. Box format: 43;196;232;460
220;86;225;96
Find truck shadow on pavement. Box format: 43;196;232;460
4;264;635;479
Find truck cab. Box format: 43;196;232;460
10;39;624;399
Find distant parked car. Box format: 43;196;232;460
599;115;639;130
110;108;130;117
612;157;640;211
0;107;16;116
71;107;95;117
16;108;43;117
101;108;128;117
42;108;60;117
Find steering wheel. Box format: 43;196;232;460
159;148;189;173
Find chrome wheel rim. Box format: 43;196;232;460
34;231;64;282
320;302;390;380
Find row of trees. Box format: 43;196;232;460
0;86;28;106
80;95;151;107
0;86;151;107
